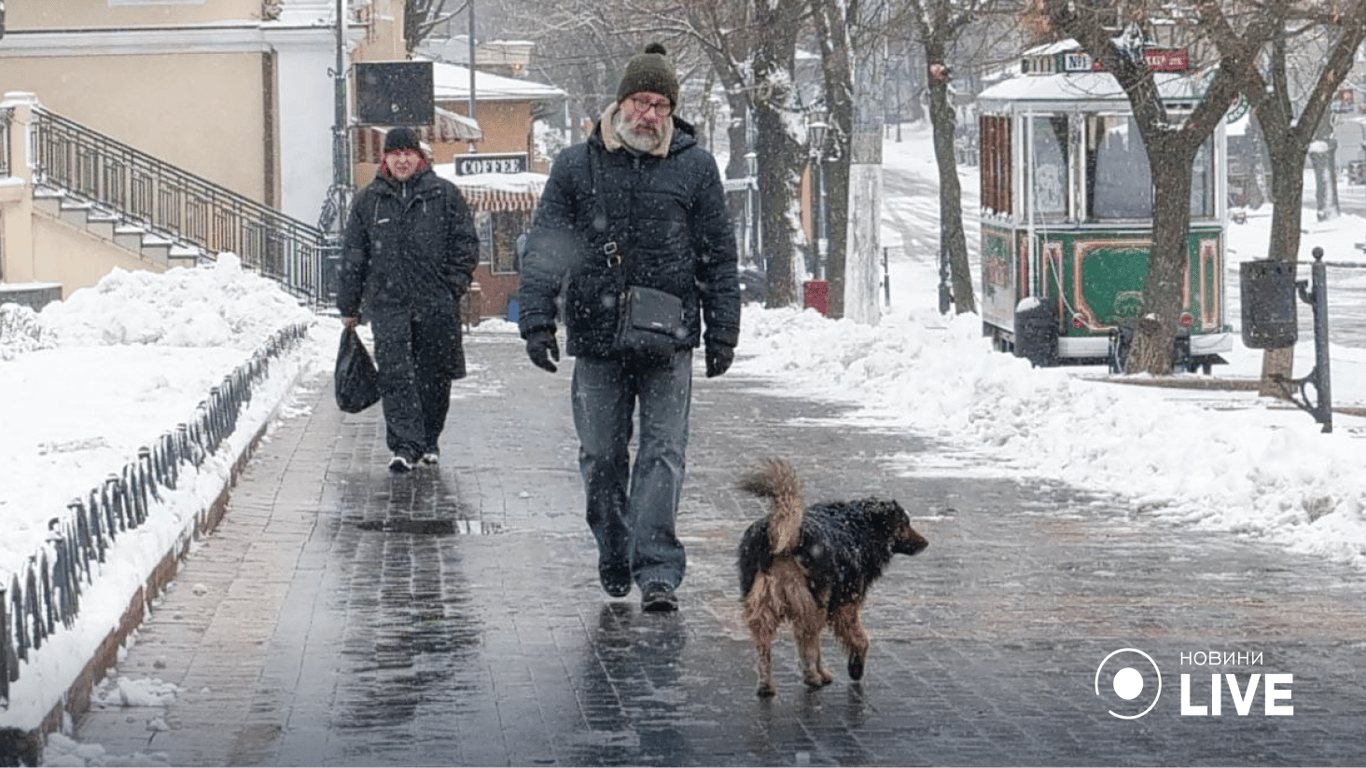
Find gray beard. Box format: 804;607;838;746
613;110;663;154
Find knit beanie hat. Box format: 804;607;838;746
616;42;680;108
383;126;422;153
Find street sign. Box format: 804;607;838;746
453;153;528;175
1062;48;1189;73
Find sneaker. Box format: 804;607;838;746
419;451;440;466
640;582;678;612
388;454;414;473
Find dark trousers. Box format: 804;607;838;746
371;309;457;458
571;350;693;589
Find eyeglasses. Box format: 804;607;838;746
628;95;672;117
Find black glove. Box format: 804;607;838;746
705;343;734;378
526;330;560;373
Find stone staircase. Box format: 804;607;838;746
31;187;204;270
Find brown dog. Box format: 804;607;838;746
736;458;928;697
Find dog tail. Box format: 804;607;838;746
737;458;804;555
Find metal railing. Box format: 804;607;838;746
0;323;310;711
26;108;328;305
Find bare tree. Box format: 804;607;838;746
810;0;854;316
1043;0;1275;375
896;0;982;315
1207;1;1366;396
406;0;467;55
750;0;810;307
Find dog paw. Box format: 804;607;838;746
756;684;776;698
847;654;865;681
803;672;833;689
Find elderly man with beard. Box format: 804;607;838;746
517;43;741;612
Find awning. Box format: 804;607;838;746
437;167;547;213
431;107;482;142
354;109;483;164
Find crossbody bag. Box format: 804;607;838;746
586;147;685;359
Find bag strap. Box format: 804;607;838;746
587;147;626;293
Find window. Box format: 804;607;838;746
1026;115;1070;220
476;212;494;265
979;115;1012;216
1084;114;1217;220
1086;115;1152;220
490;211;530;274
1189;138;1215;218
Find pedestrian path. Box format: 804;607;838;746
69;329;1366;766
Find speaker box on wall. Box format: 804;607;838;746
355;61;435;126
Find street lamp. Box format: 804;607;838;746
806;113;828;279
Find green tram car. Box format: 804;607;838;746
975;42;1231;371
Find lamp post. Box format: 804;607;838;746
806;114;828;280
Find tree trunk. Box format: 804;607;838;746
843;0;885;325
751;0;805;308
1126;143;1197;375
923;42;975;314
811;0;853;318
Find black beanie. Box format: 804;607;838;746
616;42;680;107
383;126;422;153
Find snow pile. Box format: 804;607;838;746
36;253;315;350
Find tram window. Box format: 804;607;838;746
1190;139;1215;218
1085;115;1153;220
1026;116;1070;220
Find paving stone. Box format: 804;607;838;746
70;330;1366;766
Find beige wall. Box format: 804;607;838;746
433;101;532;160
26;216;168;298
0;53;275;206
6;0;264;29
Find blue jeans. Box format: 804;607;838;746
571;350;693;590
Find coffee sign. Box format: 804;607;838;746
454;153;528;175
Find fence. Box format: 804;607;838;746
0;322;310;711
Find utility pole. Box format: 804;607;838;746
467;0;477;152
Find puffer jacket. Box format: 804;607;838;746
337;166;479;319
517;114;740;358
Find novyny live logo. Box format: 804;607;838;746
1095;648;1293;719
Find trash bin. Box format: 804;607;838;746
1013;296;1057;367
1240;260;1297;348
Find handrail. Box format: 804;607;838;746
26;107;328;305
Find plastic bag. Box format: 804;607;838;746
335;326;381;413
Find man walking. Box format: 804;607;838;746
338;127;480;472
517;43;741;611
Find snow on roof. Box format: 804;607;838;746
426;59;567;102
977;70;1202;110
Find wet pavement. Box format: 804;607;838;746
72;329;1366;766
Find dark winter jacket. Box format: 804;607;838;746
337;166;479;319
516;113;740;358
